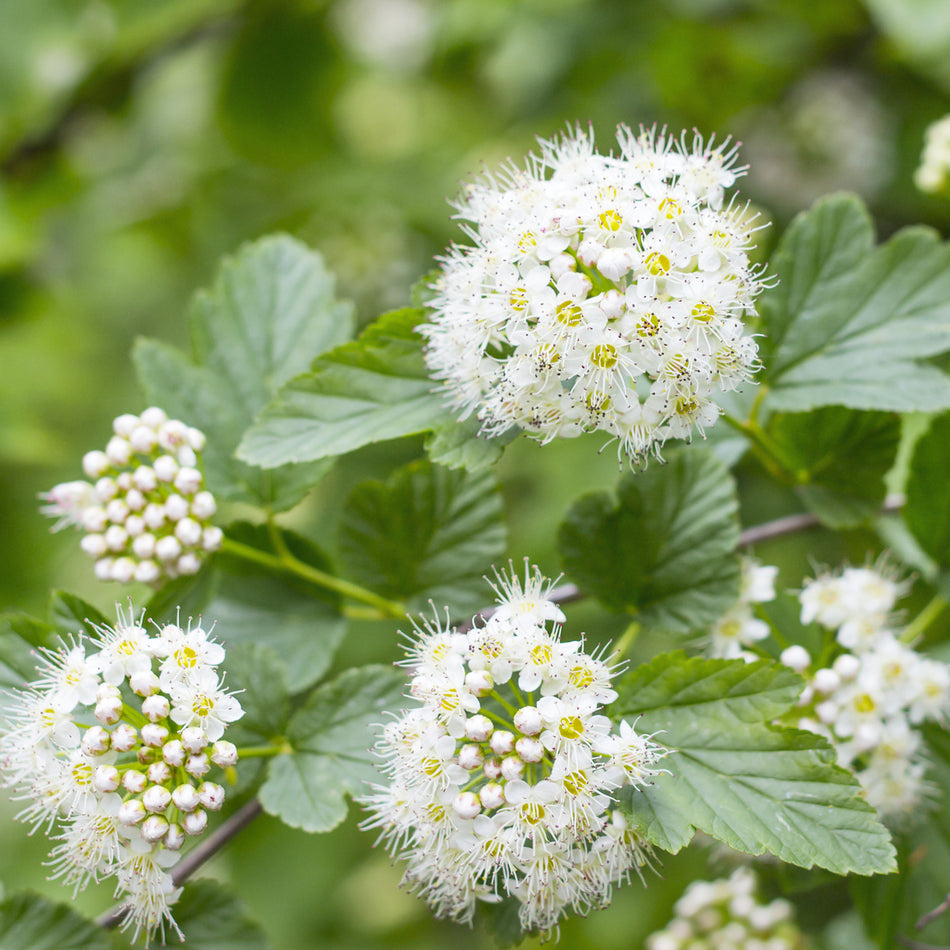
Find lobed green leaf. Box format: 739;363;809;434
905;412;950;570
0;892;110;950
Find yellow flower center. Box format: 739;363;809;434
591;344;618;369
644;252;670;276
556;300;584;327
598;209;622;232
560;716;584;739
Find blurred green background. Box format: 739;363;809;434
2;0;950;946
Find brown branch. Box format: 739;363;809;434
918;892;950;932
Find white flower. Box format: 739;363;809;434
39;409;218;587
168;666;244;742
915;113;950;194
361;565;666;938
420;124;769;464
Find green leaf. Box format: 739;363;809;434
0;892;110;950
258;664;405;833
158;879;268;950
47;591;110;638
760;194;950;412
615;652;896;875
862;0;950;92
424;416;507;473
767;407;901;528
221;642;290;741
146;524;345;693
557;449;741;632
905;412;950;569
339;459;506;616
135;235;354;511
237;308;454;468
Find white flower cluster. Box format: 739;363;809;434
646;867;805;950
708;558;777;659
781;564;950;818
0;607;244;943
40;408;222;586
361;565;666;937
915;113;950;194
420;124;769;463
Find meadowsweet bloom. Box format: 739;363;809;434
361;564;666;938
0;605;243;944
708;557;777;660
39;408;222;587
915;113;950;194
420;124;769;464
783;562;949;820
646;867;806;950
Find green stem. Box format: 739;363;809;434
901;594;949;644
610;620;641;663
489;690;519;717
221;536;406;618
721;412;793;485
238;742;292;759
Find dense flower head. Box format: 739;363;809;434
915;113;950;194
361;564;666;938
40;408;222;586
420;124;769;464
784;563;949;819
646;867;806;950
0;605;243;944
708;557;777;660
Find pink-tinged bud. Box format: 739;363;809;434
210;740;238;767
457;744;484;771
95;697;122;726
482;756;502;780
131;670;161;698
147;761;172;785
162;740;187;767
118;799;147;825
93;765;120;793
164;822;185;851
181;727;208;753
185;753;210;778
141;724;169;747
81;726;111;755
122;770;147;794
172;783;200;812
501;754;525;781
452;792;481;819
514;705;542;736
183;809;208;836
464;714;493;742
464;670;493;696
143;785;172;813
197;782;225;810
141;694;170;722
112;723;138;752
142;815;170;843
489;730;515;756
479;782;505;810
515;737;544;763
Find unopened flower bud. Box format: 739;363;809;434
815;700;838;724
118;799;147;825
112;722;138;752
143;504;166;530
489;730;515;756
464;714;493;742
125;489;146;513
191;491;217;519
780;645;811;672
95;697;122;726
143;785;172;813
122;770;148;794
514;706;542;736
202;526;224;551
164;822;185;851
457;744;484;771
812;669;840;694
210;740;238;767
110;557;136;584
833;654;861;680
83;450;110;478
132;533;156;559
142;814;170;843
141;407;167;429
141;723;169;747
106;436;132;467
181;727;208;753
479;782;505;810
163;740;187;766
81;726;111;755
452;792;481;819
103;525;128;551
501;754;525;781
113;414;139;437
93;765;120;793
133;466;157;492
515;737;544;763
153;455;178;483
186;753;210;777
183;808;208;836
80;534;107;559
164;494;189;522
197;782;225;810
172;783;200;812
464;670;493;696
105;499;130;524
177;553;202;575
187;427;206;452
482;756;503;781
129;425;157;454
81;507;107;533
174;468;202;496
155;536;182;562
147;761;172;785
95;477;118;501
131;670;161;698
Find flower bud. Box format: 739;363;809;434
80;534;107;559
172;783;200;812
141;407;167;428
181;727;208;753
113;414;139;437
479;782;505;810
82;450;110;479
452;792;481;819
147;761;172;785
143;503;166;530
95;696;122;726
155;536;182;562
104;525;128;552
132;533;156;559
153;455;178;483
210;740;238;767
501;754;525;781
129;425;157;454
95;477;118;502
142;815;170;843
81;726;111;755
812;669;840;694
489;730;515;756
94;558;114;581
105;499;129;524
81;507;107;533
163;740;187;767
185;753;210;778
93;765;120;793
164;822;185;851
164;494;189;522
177;553;202;576
174;468;203;496
515;737;544;763
110;557;136;584
183;808;208;836
106;436;132;467
457;744;484;771
464;715;493;742
131;670;161;698
202;526;224;551
125;489;146;513
482;756;502;781
141;723;169;747
143;785;172;813
197;782;225;810
514;706;542;736
112;723;138;752
191;491;217;520
780;645;811;672
464;670;493;696
122;770;147;794
118;799;147;825
133;466;157;492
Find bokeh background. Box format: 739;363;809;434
2;0;950;947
